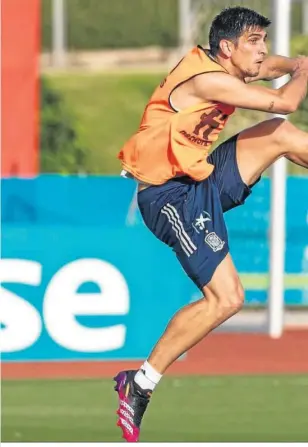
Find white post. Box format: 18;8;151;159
179;0;193;54
303;0;308;34
268;0;291;338
52;0;66;68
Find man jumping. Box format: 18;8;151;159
114;6;308;442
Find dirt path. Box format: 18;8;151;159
3;330;308;379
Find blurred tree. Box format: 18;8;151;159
42;0;178;50
40;77;87;173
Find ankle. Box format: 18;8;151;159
134;361;163;391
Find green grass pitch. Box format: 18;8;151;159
2;375;308;442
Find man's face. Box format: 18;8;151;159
230;27;268;77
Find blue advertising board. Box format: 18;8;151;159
1;175;307;362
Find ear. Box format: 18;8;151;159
219;39;232;58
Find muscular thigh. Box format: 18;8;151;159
236;117;288;186
208;134;254;212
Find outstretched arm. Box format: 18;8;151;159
193;66;308;115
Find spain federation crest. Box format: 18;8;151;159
204;232;225;252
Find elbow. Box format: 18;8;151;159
277;93;298;114
286;102;297;114
279;101;297;115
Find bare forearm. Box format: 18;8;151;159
260;55;299;81
245;55;300;83
278;68;308;111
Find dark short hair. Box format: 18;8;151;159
209;6;271;56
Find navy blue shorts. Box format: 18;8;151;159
137;134;259;290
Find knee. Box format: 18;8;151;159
270;117;296;149
219;280;245;315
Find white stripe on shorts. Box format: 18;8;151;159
161;208;192;256
161;203;197;257
164;204;197;251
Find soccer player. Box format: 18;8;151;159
114;6;308;442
